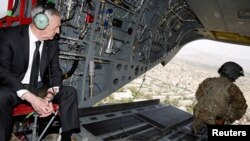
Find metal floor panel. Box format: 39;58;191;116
82;115;144;136
135;106;192;131
79;103;207;141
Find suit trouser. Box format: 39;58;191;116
0;85;80;141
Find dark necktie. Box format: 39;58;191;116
29;41;41;94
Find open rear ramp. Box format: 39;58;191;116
76;100;207;141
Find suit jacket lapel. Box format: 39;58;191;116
40;41;48;79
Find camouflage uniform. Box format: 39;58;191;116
193;76;247;132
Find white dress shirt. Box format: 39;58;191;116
17;26;44;98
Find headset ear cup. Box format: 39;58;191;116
33;12;49;30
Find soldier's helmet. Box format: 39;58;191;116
218;61;244;81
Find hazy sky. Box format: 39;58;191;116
182;39;250;59
176;39;250;73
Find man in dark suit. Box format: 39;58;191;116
0;3;80;141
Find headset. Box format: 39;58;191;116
33;2;55;30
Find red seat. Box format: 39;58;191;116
13;103;59;116
13;103;60;141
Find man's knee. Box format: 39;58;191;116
59;86;78;100
62;86;76;93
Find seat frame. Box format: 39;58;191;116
13;103;59;141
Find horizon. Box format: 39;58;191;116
176;39;250;74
